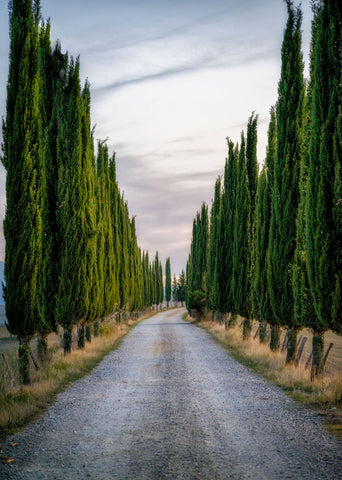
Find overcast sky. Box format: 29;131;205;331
0;0;313;276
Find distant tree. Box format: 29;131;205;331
142;251;151;308
177;270;187;306
128;218;144;311
165;257;171;307
186;203;208;314
2;0;43;383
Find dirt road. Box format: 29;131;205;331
1;308;341;479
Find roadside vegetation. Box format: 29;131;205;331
186;0;342;389
187;313;342;438
0;310;156;438
1;0;166;387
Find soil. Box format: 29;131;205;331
1;308;341;479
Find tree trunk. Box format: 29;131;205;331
94;321;99;337
242;318;252;340
19;342;31;385
286;328;299;364
270;324;281;351
311;332;325;381
63;330;72;355
85;324;91;343
259;320;267;344
228;313;237;327
38;332;48;363
78;324;85;349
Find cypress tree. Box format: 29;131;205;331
96;141;117;318
2;0;43;383
55;58;91;353
220;140;238;319
266;1;305;361
165;257;171;307
128;218;143;312
246;112;259;213
254;107;277;345
118;195;130;310
251;167;269;342
207;177;221;314
305;0;342;376
243;112;259;338
142;251;151;308
37;26;67;360
108;153;121;311
186;203;208;316
178;270;186;306
230;133;251;337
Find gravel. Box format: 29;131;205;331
1;308;341;480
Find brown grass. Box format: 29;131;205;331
192;315;342;438
0;311;155;439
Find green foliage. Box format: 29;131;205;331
252;108;276;326
305;0;342;335
2;0;43;344
219;140;237;314
165;257;171;307
267;1;305;329
187;290;206;316
173;271;186;304
187;203;208;305
230;132;250;318
207;177;221;312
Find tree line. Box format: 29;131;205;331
186;0;341;380
1;0;166;384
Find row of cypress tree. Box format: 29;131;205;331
1;0;165;384
186;0;341;379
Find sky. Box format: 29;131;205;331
0;0;313;276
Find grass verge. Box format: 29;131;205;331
0;311;154;439
188;315;342;439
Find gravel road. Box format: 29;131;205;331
1;308;341;480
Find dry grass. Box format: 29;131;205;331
0;311;154;439
193;315;342;438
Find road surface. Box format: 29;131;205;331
1;308;341;479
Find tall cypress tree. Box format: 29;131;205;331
186;203;208;316
2;0;43;383
207;177;221;314
266;1;305;362
118;195;130;310
128;218;143;312
165;257;171;307
243;112;259;339
253;107;277;345
305;0;342;376
55;58;92;353
37;25;72;359
96;141;117;319
230;133;251;337
220;140;238;318
108;153;121;311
